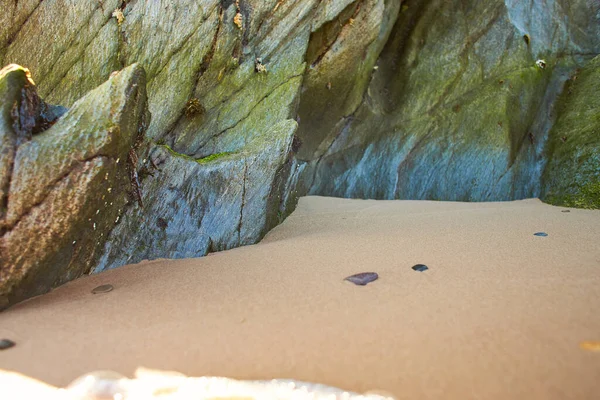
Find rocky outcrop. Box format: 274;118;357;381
541;55;600;209
1;0;599;305
298;0;600;201
95;118;296;271
0;64;149;306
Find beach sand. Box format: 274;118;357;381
1;196;599;399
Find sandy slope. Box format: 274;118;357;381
1;197;599;399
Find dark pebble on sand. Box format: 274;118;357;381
345;272;378;286
534;232;548;237
0;339;16;350
412;264;429;272
91;284;114;294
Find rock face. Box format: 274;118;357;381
299;0;599;201
1;0;599;304
541;55;600;209
96;118;296;270
0;64;148;306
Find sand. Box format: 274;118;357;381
1;196;599;399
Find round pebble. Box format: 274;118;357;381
344;272;378;286
534;232;548;237
0;339;16;350
91;284;114;294
412;264;429;272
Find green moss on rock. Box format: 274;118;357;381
542;55;600;209
197;152;234;163
159;144;234;164
547;180;600;209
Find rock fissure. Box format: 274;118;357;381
202;73;303;150
237;159;248;243
3;1;43;50
427;6;504;115
253;0;316;49
157;5;224;146
198;6;224;77
36;4;107;91
147;3;221;87
43;15;116;101
307;0;363;68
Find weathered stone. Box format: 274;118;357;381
296;0;400;161
0;64;67;229
0;64;149;306
94;119;297;272
298;0;600;202
0;65;27;230
541;55;600;209
1;0;599;305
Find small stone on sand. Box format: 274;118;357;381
91;284;114;294
0;339;16;350
344;272;378;286
412;264;429;272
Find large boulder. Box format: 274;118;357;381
95;118;297;272
0;64;149;307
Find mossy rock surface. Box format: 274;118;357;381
299;0;599;201
541;55;600;209
95;119;297;272
0;64;149;307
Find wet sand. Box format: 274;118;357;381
1;196;599;399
